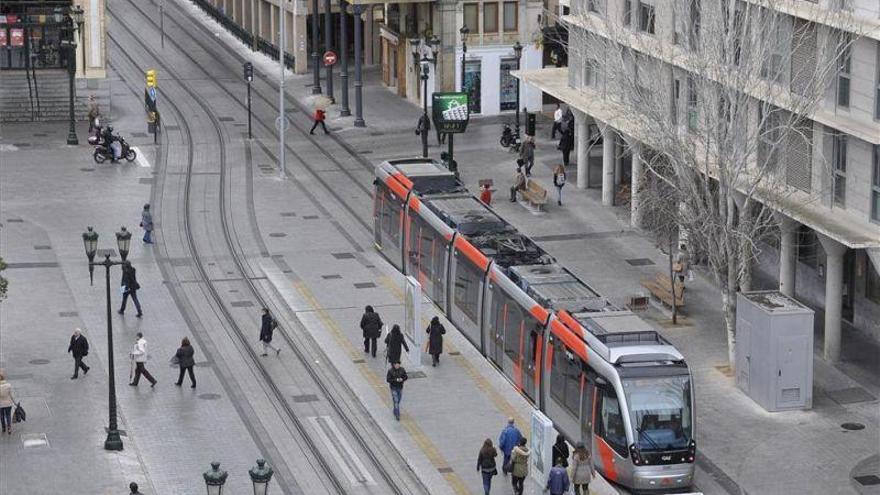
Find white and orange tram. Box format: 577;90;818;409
373;158;696;493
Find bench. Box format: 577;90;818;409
640;273;685;309
520;180;548;210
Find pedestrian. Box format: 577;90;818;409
128;482;144;494
140;203;154;244
559;129;574;168
425;316;445;367
0;371;15;434
384;324;409;365
87;94;100;134
510;437;529;495
68;328;90;379
129;332;157;387
359;305;383;358
498;417;523;475
519;136;535;177
510;164;527;203
174;337;196;388
309;107;329;135
674;244;691;284
551;103;563;139
552;434;570;468
259;308;281;356
385;361;408;420
479;183;493;206
118;261;143;317
564;107;575;134
476;438;499;495
569;442;595;495
546;458;571;495
552;164;567;206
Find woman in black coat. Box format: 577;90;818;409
360;305;383;358
174;337;196;388
384;324;409;365
118;261;143;317
426;316;446;367
551;434;570;468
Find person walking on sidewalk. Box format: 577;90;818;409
359;305;383;358
558;129;574;168
510;165;527;203
118;261;143;317
552;434;570;468
140;204;154;244
476;438;499;495
129;332;157;387
174;337;196;388
519;136;536;177
546;459;571;495
386;361;408;420
259;308;281;356
510;437;530;495
128;482;144;495
479;183;493;206
552;164;567;206
87;94;100;134
309;108;329;135
0;371;15;434
384;324;409;365
68;328;90;379
425;316;446;367
551;103;563;139
498;417;523;475
569;442;595;495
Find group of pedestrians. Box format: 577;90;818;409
479;418;595;495
506;105;573;207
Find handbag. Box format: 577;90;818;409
12;402;26;423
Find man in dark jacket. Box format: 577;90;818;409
426;316;446;367
384;324;409;365
360;305;383;358
559;129;574;168
259;308;281;356
118;261;143;317
386;361;408;420
68;328;90;379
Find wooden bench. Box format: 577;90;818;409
640;273;685;309
520;180;548;210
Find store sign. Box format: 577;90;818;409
431;92;470;134
10;28;24;47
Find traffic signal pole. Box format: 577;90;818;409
243;62;253;139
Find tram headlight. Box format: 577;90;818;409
686;440;696;463
629;444;643;465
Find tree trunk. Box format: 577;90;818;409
723;260;739;369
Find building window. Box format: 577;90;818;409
832;133;847;206
689;0;701;51
758;104;782;170
483;2;499;33
687;76;698;131
837;34;852;108
671;78;680;125
867;256;880;304
503;2;517;32
464;4;479;33
638;2;655;34
673;8;682;45
623;0;632;26
588;0;605;16
762;21;786;82
583;58;599;87
872;145;880;221
796;226;818;268
500;59;518;110
875;42;879;120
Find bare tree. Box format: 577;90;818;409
563;0;863;367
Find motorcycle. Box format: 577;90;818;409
93;136;136;163
499;123;521;153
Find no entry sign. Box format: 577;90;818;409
323;51;337;67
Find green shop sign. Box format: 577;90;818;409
432;92;470;133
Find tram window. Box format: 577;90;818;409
381;192;401;245
551;339;566;400
504;306;524;361
596;387;627;456
453;257;482;323
550;339;583;417
420;227;436;280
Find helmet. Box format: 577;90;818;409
106;126;114;132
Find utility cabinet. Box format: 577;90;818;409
736;291;815;412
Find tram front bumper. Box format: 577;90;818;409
631;464;695;493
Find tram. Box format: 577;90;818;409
373;158;696;493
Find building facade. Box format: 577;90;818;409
518;0;880;356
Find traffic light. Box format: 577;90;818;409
243;62;253;82
146;69;157;88
526;112;536;136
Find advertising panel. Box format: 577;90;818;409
431;92;470;134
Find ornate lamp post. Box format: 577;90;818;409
411;37;441;158
81;226;131;451
513;41;523;136
459;26;469;92
62;6;82;146
203;462;228;495
249;459;275;495
71;5;85;74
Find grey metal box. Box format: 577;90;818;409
735;291;815;412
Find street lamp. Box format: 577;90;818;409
82;226;129;451
459;26;469;92
513;41;523;136
63;9;80;145
249;459;274;495
71;5;85;73
411;36;441;158
203;462;228;495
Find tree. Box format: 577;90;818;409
564;1;863;367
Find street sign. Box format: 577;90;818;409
148;87;158;102
431;92;470;134
322;51;337;67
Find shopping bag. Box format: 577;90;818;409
12;402;26;423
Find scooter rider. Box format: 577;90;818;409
101;126;122;162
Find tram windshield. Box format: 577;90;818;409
622;375;692;451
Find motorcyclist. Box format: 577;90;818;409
101;126;122;162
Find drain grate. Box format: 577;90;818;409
332;252;355;259
165;125;180;131
280;212;297;217
448;351;461;356
131;132;148;138
302;215;319;220
33;245;51;250
352;358;366;364
626;258;655;266
80;167;95;172
269;232;287;237
408;371;427;379
198;393;221;400
292;394;320;403
841;422;866;431
354;282;376;289
322;274;342;280
855;475;880;486
438;467;454;474
358;150;373;154
218;116;235;122
29;359;50;365
6;218;24;223
230;301;255;308
827;387;876;405
58;311;79;317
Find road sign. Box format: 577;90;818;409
323;51;337;67
148;87;158;102
432;92;470;134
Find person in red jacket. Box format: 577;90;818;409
479;183;493;206
310;108;329;135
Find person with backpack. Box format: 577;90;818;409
476;438;499;495
510;437;530;495
309;108;329;135
425;316;446;367
569;442;595;495
359;306;383;358
68;328;90;379
384;324;409;365
259;308;281;356
552;164;567;206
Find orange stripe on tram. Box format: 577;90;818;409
596;437;619;481
533;337;543;389
549;320;588;362
454;237;490;271
514;321;525;392
384;176;409;200
391;171;414;189
529;305;550;324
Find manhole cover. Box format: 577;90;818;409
352;358;366;364
58;311;79;317
841;422;866;431
198;393;221;400
408;371;427;379
29;359;50;365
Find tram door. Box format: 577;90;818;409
488;296;507;366
580;371;595;444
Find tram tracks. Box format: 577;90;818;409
107;7;425;494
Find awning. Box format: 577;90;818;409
347;0;434;4
514;67;880;250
